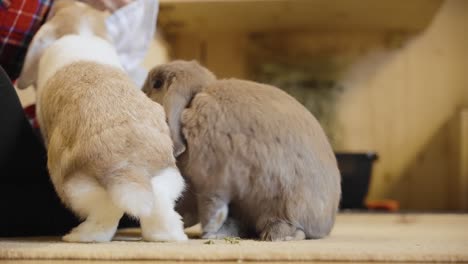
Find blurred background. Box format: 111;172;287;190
16;0;468;212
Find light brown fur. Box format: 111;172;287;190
143;60;342;241
51;0;108;40
44;62;174;203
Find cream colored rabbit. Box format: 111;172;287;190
16;1;187;242
143;60;341;241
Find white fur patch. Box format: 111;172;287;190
139;167;188;241
78;19;93;37
37;35;122;91
63;176;108;216
63;176;123;242
109;183;154;218
151;167;185;203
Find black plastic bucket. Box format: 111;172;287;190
335;152;378;209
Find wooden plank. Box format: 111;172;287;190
167;33;248;78
461;109;468;210
159;0;443;34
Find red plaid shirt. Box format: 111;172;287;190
0;0;53;80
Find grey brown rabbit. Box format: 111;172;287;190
143;60;341;241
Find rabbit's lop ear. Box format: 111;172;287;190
17;24;56;89
164;86;189;158
146;61;216;158
143;68;187;157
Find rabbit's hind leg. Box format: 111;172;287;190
259;219;306;241
204;216;251;239
62;175;123;242
140;167;188;242
197;195;229;239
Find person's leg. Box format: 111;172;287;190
0;66;79;236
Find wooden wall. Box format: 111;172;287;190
334;0;468;210
461;110;468;210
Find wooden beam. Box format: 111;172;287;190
159;0;443;34
461;109;468;210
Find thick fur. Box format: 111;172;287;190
143;60;341;241
17;1;187;242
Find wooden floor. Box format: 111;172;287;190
0;260;438;264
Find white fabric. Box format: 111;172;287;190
106;0;158;87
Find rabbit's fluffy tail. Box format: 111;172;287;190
105;167;155;218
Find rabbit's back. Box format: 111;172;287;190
181;79;340;238
42;61;174;180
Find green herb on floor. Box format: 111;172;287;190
224;237;241;244
204;240;215;245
